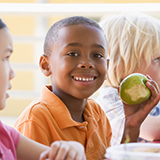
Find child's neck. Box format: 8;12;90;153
71;113;85;123
60;95;87;123
69;108;85;123
52;88;88;123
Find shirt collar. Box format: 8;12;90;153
39;85;100;129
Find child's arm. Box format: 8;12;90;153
17;134;86;160
140;115;160;141
121;76;160;143
16;134;49;160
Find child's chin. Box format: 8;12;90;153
0;105;6;110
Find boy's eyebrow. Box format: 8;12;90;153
65;42;106;50
92;44;106;50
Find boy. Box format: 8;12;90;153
14;16;160;160
96;12;160;145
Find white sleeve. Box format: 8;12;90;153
96;87;125;146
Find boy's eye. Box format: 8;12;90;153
4;56;10;61
93;53;104;58
153;57;160;63
67;52;79;57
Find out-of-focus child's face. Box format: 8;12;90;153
0;28;15;110
48;24;108;99
139;52;160;89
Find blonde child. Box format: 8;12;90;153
96;12;160;145
14;16;160;160
0;18;86;160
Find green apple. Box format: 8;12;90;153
119;73;151;105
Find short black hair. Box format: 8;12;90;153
0;19;6;29
44;16;104;55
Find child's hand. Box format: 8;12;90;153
39;141;86;160
121;75;160;143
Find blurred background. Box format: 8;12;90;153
0;0;160;126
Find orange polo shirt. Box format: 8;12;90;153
14;85;112;160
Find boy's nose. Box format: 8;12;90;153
78;60;94;69
10;67;15;80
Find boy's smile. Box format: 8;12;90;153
71;71;97;86
72;75;96;84
41;24;108;101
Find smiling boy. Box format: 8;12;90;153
14;16;160;160
15;16;111;160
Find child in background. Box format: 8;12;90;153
96;12;160;145
14;16;160;160
0;18;86;160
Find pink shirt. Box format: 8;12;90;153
0;121;20;160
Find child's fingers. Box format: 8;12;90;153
60;141;86;160
48;141;64;159
125;93;160;127
39;141;86;160
140;93;160;117
64;148;77;160
64;148;86;160
146;81;159;98
54;142;85;160
39;149;50;160
40;141;61;160
146;75;152;80
146;75;160;93
53;142;70;160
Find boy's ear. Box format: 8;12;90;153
39;54;51;76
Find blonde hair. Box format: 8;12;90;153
99;12;160;88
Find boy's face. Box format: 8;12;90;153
0;28;15;110
41;24;108;99
140;52;160;89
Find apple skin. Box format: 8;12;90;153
119;73;151;105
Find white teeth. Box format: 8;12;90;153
74;77;94;81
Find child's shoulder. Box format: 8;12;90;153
87;98;111;125
14;100;50;127
0;120;12;131
20;100;47;116
0;120;20;143
87;98;105;114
